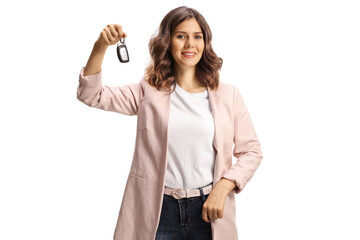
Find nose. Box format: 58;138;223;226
184;38;194;48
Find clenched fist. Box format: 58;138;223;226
95;24;127;48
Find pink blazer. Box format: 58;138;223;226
77;67;263;240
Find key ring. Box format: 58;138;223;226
117;37;125;47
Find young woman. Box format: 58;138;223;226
77;6;263;240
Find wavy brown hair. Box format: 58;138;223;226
144;6;223;93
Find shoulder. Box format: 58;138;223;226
139;76;161;91
218;81;234;91
213;81;240;97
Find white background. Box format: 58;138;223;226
1;0;359;239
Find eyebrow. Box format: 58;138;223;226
174;31;203;34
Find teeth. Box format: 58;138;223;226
183;53;195;55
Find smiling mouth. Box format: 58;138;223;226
182;52;196;58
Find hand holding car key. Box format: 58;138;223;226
95;24;129;63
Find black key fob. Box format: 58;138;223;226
117;38;129;63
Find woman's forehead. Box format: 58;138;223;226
174;18;202;31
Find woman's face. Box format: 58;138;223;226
170;18;205;71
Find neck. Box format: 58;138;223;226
174;65;201;89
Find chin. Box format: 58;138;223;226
181;63;198;69
181;60;200;67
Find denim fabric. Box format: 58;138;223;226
155;186;212;240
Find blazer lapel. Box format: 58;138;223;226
207;85;222;180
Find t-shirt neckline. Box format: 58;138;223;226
175;83;208;97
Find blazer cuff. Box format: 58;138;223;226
79;66;103;88
221;171;246;194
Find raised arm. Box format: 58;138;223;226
76;24;141;116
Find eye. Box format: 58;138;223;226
177;35;186;39
195;35;202;39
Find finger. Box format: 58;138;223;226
210;207;221;220
202;207;210;223
100;31;110;44
208;208;216;220
109;25;119;39
114;25;126;38
104;28;115;42
218;209;223;219
214;208;219;219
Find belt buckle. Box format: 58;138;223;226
171;188;184;199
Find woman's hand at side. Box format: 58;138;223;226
201;178;236;223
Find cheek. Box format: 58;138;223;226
172;46;181;57
172;40;181;49
171;47;181;60
199;45;205;53
198;42;205;52
170;44;179;55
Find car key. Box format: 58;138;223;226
117;38;129;63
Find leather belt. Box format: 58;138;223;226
164;183;213;200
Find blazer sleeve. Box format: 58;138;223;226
76;66;141;116
221;86;263;194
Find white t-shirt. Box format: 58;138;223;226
165;82;215;189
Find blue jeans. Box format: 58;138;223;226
155;186;212;240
